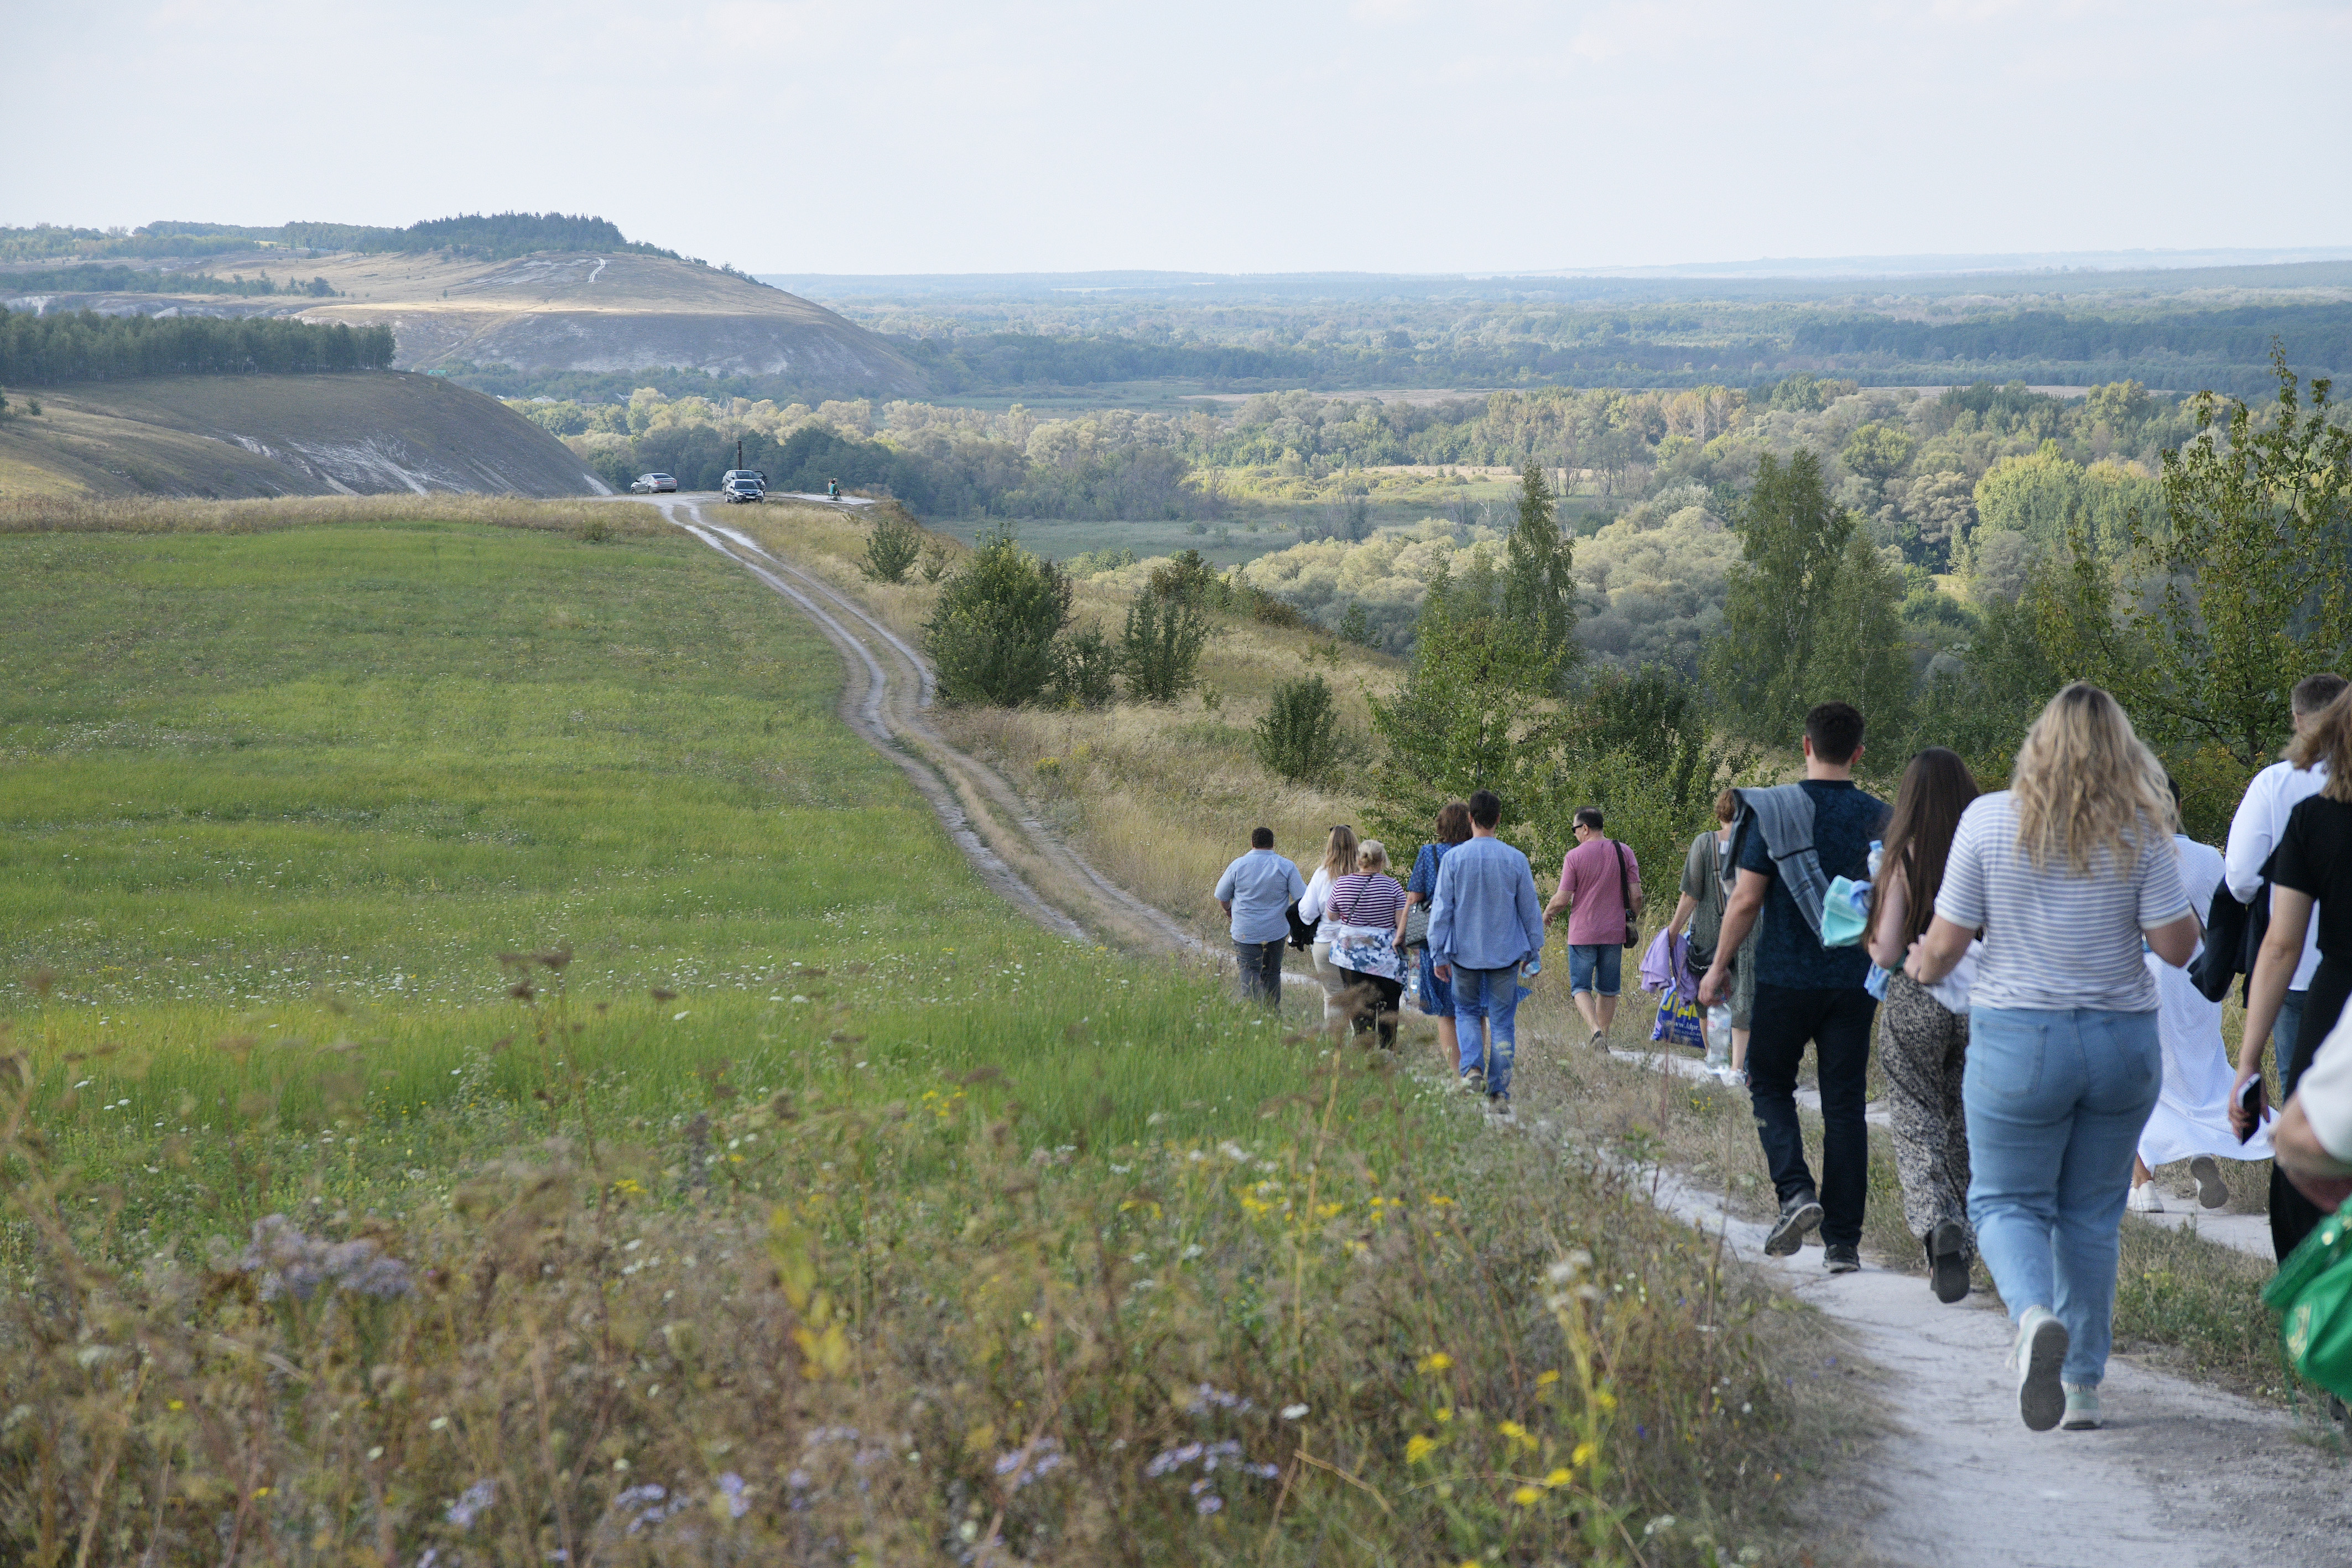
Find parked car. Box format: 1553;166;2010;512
721;469;768;493
629;473;678;493
722;476;764;503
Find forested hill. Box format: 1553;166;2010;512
0;213;681;266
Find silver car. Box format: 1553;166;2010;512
630;472;678;494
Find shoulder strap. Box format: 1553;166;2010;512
1612;839;1631;907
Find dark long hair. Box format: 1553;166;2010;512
1870;747;1980;951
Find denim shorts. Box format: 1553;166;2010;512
1568;942;1621;996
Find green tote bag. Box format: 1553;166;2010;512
2263;1206;2352;1400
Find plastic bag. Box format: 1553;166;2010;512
1651;984;1704;1048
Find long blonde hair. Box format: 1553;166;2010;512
2010;683;2176;873
2290;686;2352;802
1322;825;1360;881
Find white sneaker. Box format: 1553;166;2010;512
2012;1307;2069;1432
2061;1382;2101;1430
1716;1066;1749;1088
2126;1181;2164;1214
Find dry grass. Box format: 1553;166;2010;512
0;491;656;536
746;507;1401;942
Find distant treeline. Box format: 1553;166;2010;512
0;265;337;298
903;311;2344;397
280;212;681;263
0;309;396;384
1;213;679;268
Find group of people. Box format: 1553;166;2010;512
1216;674;2352;1437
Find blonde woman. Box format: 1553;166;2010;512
1297;825;1359;1023
1907;684;2198;1433
1326;839;1411;1046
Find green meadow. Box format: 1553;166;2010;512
0;515;1839;1566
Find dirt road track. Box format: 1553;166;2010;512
648;498;1200;956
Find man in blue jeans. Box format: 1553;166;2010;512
1214;826;1305;1007
1700;702;1888;1274
1428;789;1546;1119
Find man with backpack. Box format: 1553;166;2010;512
1544;806;1642;1048
1699;702;1889;1273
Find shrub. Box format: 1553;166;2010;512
919;541;950;583
923;527;1072;705
1054;621;1118;707
1119;582;1211;703
1256;674;1346;782
861;507;924;584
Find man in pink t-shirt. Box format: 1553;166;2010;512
1543;806;1642;1045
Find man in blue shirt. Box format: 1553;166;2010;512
1701;702;1889;1273
1429;789;1546;1118
1214;826;1307;1006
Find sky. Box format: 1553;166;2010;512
12;0;2352;276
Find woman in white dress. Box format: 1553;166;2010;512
2129;781;2273;1212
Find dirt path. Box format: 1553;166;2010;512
1518;1046;2350;1566
648;498;1200;956
655;495;2348;1564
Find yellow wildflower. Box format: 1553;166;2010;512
1594;1390;1618;1412
1535;1369;1560;1386
1405;1434;1438;1463
1512;1485;1542;1506
1545;1467;1572;1487
1572;1441;1597;1467
1417;1351;1453;1374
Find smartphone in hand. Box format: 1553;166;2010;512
2237;1076;2267;1144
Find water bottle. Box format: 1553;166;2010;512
1867;837;1885;878
1521;951;1542;979
1706;1002;1731;1040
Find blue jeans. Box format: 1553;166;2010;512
1964;1005;2161;1387
1451;965;1523;1095
1568;943;1622;997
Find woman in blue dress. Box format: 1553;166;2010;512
1406;800;1474;1075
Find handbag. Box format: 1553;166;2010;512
2262;1205;2352;1401
1611;840;1640;949
1402;903;1431;951
1284;900;1316;951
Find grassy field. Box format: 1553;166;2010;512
0;508;1864;1566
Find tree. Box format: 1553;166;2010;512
1255;675;1345;782
1808;531;1913;737
1707;450;1854;741
1118;582;1211;702
922;528;1073;706
860;508;923;584
2107;351;2352;768
1501;463;1578;680
1053;622;1118;707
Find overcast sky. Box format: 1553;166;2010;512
14;0;2351;275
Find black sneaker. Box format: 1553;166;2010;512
1763;1196;1823;1257
1824;1243;1860;1274
1927;1218;1972;1304
1486;1092;1516;1123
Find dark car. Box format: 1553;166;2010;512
721;468;767;492
722;476;764;504
629;472;678;494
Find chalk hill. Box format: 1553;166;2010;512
0;373;606;499
3;250;922;394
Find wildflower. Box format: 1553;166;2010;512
1404;1434;1438;1463
445;1478;496;1529
1644;1514;1678;1536
1545;1467;1572;1487
1536;1369;1561;1387
1595;1390;1618;1412
1417;1351;1453;1374
717;1472;748;1519
1279;1403;1309;1420
1572;1441;1597;1467
1512;1485;1542;1506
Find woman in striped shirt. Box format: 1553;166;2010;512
1906;683;2198;1435
1326;840;1411;1048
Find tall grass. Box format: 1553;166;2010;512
0;509;1855;1563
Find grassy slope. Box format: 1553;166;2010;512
0;372;599;499
0;510;1862;1566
